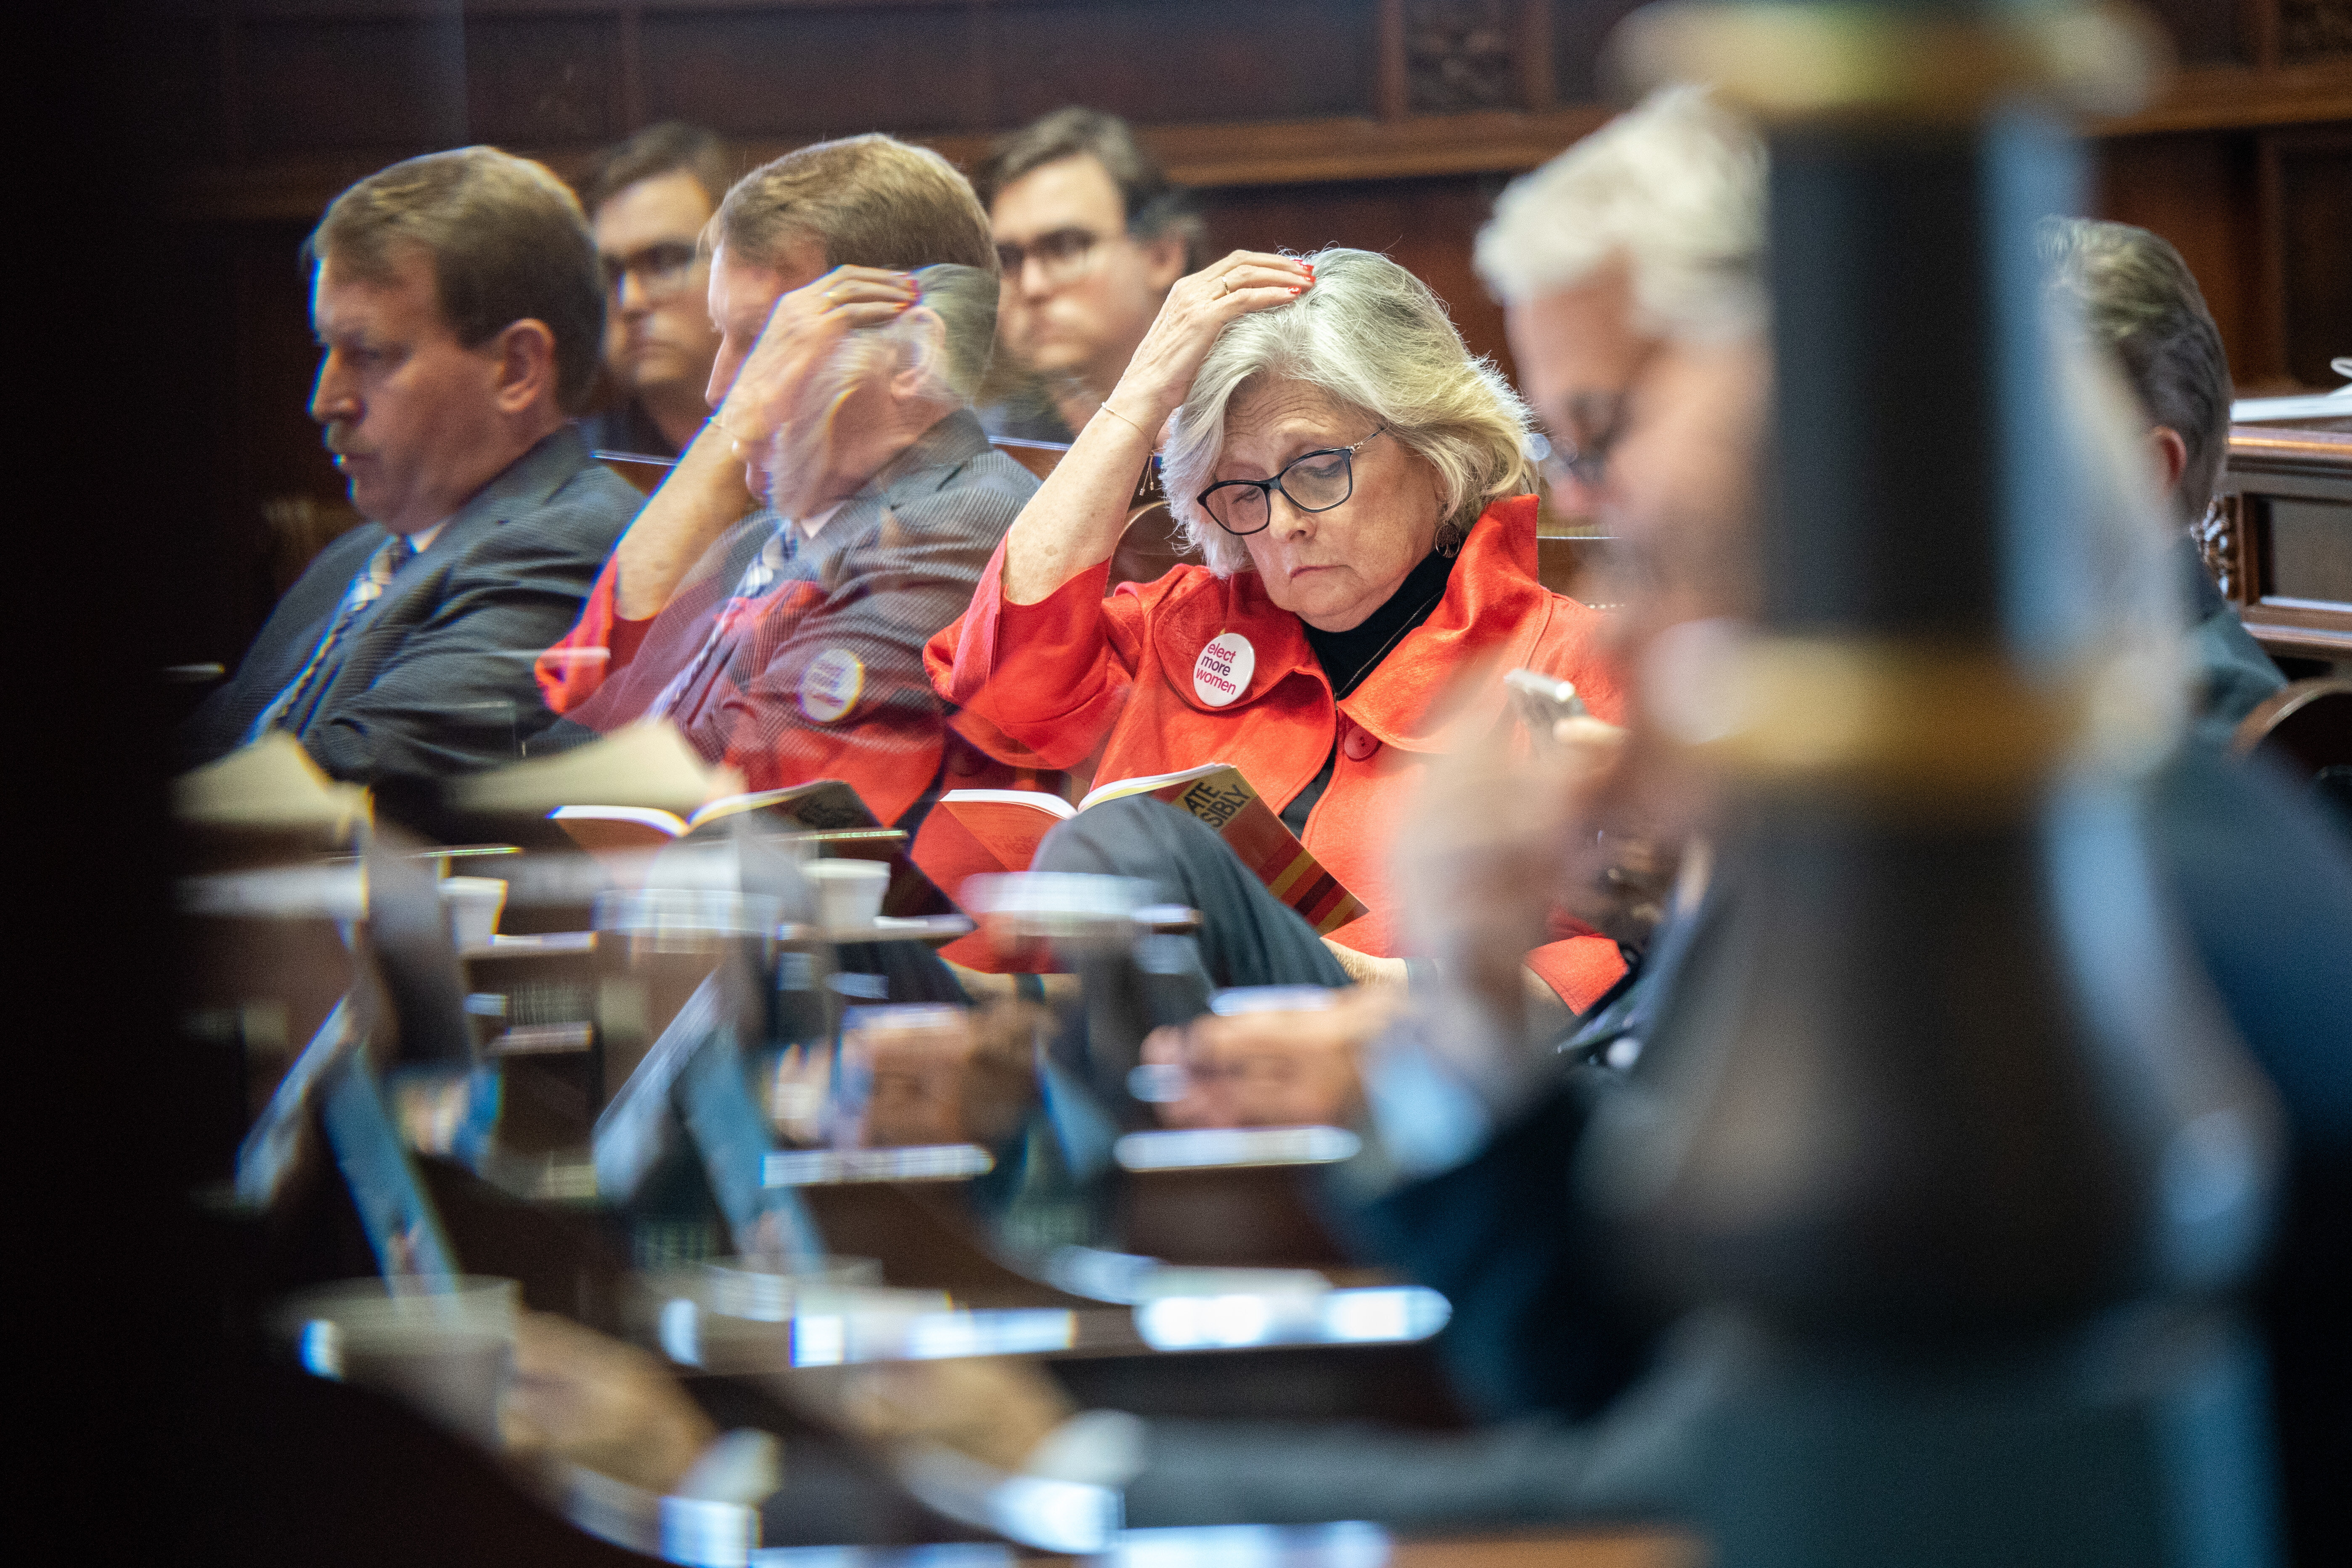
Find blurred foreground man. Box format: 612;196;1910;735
181;148;641;783
1137;88;2352;1554
975;108;1202;441
536;135;1038;830
575;122;734;459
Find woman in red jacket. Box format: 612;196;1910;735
928;246;1627;1010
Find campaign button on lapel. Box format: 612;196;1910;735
799;648;865;723
1192;631;1254;707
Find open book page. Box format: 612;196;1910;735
945;763;1367;935
548;804;689;855
686;785;851;832
1075;760;1232;812
684;779;959;920
452;720;715;818
935;788;1079;872
1126;765;1368;935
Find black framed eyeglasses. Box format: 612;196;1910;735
1195;427;1389;536
600;240;701;302
993;227;1105;288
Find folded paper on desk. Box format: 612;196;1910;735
452;720;715;818
177;733;370;834
940;763;1366;935
175;734;371;866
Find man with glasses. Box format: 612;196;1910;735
975;108;1205;442
574;123;734;459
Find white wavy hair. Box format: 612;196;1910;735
1161;247;1534;577
1475;85;1764;341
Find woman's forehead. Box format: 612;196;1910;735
1220;378;1361;467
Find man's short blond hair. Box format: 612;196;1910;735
714;134;997;279
307;146;604;411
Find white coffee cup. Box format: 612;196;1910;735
438;876;508;950
804;859;890;931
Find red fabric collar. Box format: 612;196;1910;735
1146;494;1550;749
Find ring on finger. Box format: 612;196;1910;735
1217;275;1234;298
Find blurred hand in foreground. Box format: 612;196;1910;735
1139;983;1405;1129
846;999;1047;1149
502;1311;721;1495
773;1355;1075;1475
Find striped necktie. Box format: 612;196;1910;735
248;532;417;741
646;521;795;721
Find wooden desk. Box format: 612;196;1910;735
2213;419;2352;661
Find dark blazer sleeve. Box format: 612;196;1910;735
302;468;638;781
178;526;387;768
1331;1077;1662;1425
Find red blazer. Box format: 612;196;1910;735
926;494;1629;1009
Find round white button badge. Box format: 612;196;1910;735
798;648;865;723
1192;631;1254;707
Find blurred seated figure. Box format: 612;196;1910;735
975;109;1202;443
2038;216;2286;746
535;136;1040;834
927;246;1629;1012
1112;88;2352;1549
180;148;642;784
574;122;734;460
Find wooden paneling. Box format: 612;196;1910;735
2221;422;2352;660
244;16;465;154
991;0;1381;127
642;5;982;136
2277;127;2352;388
1547;0;1646;105
1198;173;1520;383
463;16;622;146
2093;132;2271;386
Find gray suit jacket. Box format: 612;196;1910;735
183;426;641;782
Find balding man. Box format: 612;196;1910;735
182;147;641;784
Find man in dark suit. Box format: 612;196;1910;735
182;146;643;784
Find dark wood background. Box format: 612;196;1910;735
148;0;2350;666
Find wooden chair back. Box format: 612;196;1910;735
990;436;1068;482
2232;677;2352;773
1110;501;1204;589
2233;676;2352;835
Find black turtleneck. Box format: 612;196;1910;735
1280;546;1459;835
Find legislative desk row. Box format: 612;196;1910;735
179;824;1708;1563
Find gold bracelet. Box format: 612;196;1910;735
1095;402;1149;438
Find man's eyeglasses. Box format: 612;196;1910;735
1526;395;1632;493
994;227;1106;289
1196;427;1389;536
600;241;701;302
